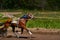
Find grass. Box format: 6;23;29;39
0;11;60;29
27;18;60;29
0;17;8;22
0;18;60;29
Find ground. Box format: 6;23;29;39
0;28;60;40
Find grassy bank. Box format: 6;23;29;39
27;18;60;29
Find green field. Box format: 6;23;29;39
0;11;60;29
27;18;60;29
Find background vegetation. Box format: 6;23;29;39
0;0;60;11
0;0;60;29
0;11;60;29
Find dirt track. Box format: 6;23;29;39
0;28;60;40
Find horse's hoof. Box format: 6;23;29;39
17;32;21;34
29;31;32;35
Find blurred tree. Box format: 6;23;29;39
0;0;60;11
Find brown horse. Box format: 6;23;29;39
0;17;12;37
2;13;33;37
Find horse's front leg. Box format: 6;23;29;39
22;25;32;35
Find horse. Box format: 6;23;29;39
18;13;33;34
2;13;33;37
0;17;12;37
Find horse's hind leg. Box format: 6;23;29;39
21;28;24;34
11;26;19;38
11;23;16;32
11;24;20;38
11;26;15;32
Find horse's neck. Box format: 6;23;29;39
19;18;28;23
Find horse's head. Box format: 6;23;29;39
27;13;33;19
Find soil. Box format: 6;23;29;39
0;28;60;40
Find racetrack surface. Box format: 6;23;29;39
0;28;60;40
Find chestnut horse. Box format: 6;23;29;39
0;17;12;37
2;13;33;37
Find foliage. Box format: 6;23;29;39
0;13;3;17
0;11;60;29
0;0;60;11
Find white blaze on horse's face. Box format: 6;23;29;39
28;14;33;19
31;15;33;19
